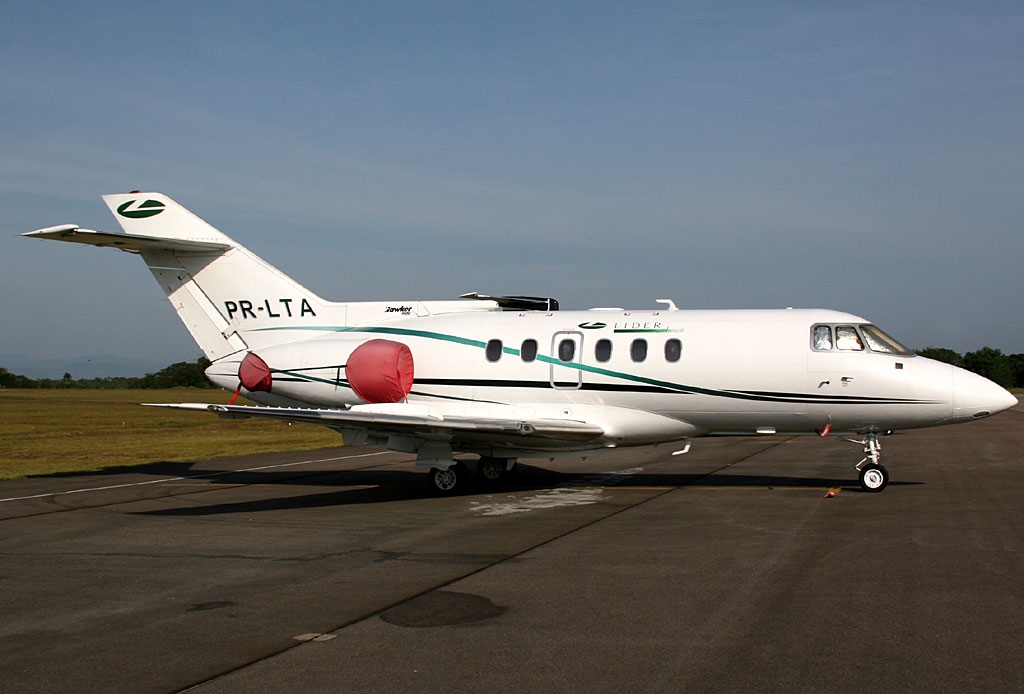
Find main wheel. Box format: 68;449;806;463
477;457;508;483
858;463;888;493
430;465;461;494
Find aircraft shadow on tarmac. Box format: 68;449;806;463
132;463;921;517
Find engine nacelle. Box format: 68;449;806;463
222;337;414;407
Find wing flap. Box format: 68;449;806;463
146;402;607;446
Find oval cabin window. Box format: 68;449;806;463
486;339;503;362
631;339;648;362
559;339;576;362
665;338;682;362
520;339;538;362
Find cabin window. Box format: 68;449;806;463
595;339;612;363
486;339;503;362
665;338;682;362
630;338;648;362
812;325;833;351
835;326;864;351
558;339;576;362
520;339;538;362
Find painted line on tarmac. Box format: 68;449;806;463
0;451;390;503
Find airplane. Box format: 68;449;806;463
24;192;1018;494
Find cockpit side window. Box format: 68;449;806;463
835;326;864;351
812;325;833;351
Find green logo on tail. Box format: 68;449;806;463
117;199;166;219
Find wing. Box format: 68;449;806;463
147;401;607;452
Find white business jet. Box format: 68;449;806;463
25;193;1017;493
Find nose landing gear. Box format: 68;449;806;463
845;431;890;492
858;461;888;492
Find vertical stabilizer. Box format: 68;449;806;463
26;193;333;361
102;193;232;243
100;194;335;360
26;193;496;365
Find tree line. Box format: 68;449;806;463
0;358;217;389
2;348;1023;391
916;347;1024;389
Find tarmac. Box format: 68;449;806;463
1;398;1022;693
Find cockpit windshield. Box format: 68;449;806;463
859;325;912;355
811;323;913;355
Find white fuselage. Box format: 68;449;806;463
205;306;1006;456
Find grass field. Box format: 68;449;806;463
0;389;342;479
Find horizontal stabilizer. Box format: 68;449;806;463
23;225;232;254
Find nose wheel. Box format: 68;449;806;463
848;432;890;492
858;462;888;492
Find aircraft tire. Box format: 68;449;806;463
477;457;508;483
858;463;888;493
430;464;462;494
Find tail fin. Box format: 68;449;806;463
103;193;233;244
27;192;498;362
28;193;331;360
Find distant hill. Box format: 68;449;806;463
0;354;184;380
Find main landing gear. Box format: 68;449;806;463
429;463;465;494
477;456;515;483
428;457;517;494
845;432;890;493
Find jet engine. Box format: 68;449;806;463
222;337;415;407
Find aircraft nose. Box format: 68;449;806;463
951;367;1018;420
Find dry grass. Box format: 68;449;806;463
0;389;342;479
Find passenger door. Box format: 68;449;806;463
549;331;583;389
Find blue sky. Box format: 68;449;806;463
2;1;1023;375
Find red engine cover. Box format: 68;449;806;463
238;351;273;393
346;339;415;404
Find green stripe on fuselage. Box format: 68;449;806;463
247;324;924;405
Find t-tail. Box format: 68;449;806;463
26;192;336;360
24;192;497;362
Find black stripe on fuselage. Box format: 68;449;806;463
414;378;679;395
270;372;932;407
412;378;928;405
